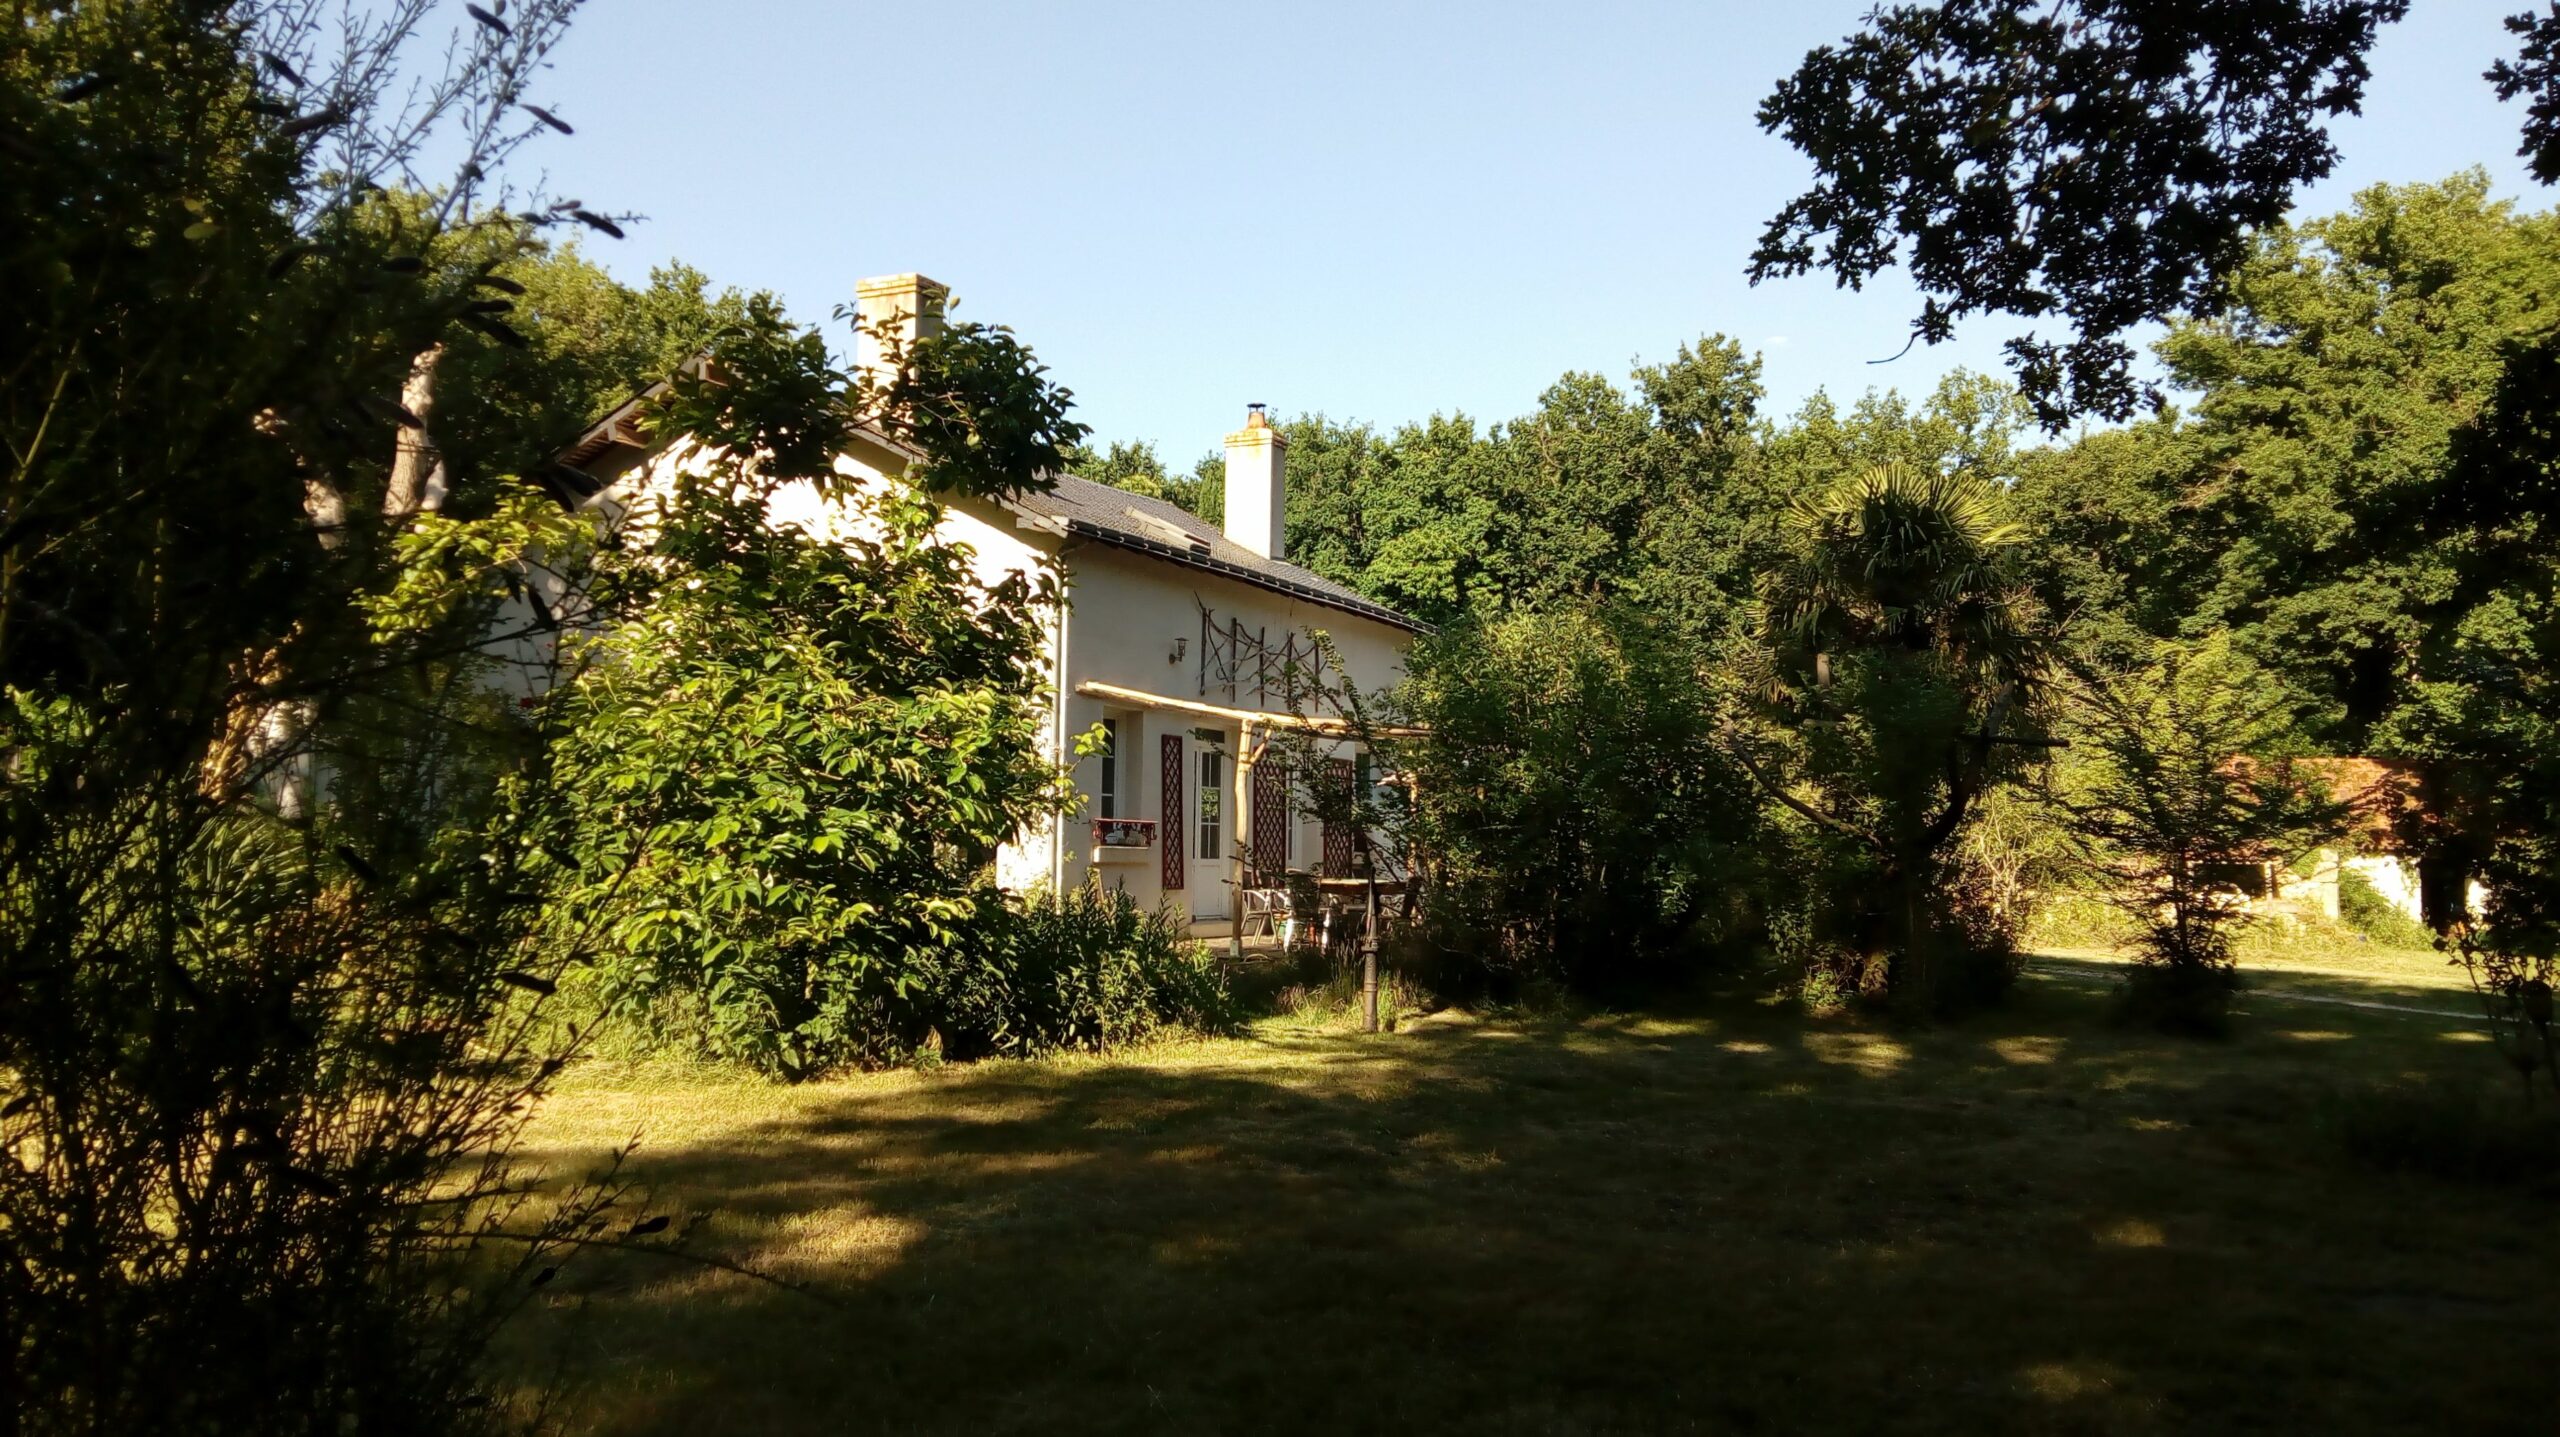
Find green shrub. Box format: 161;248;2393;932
1767;841;2023;1018
2115;961;2240;1038
2047;640;2346;1035
2026;892;2140;951
1398;603;1762;996
579;886;1240;1073
2338;867;2436;950
937;886;1242;1059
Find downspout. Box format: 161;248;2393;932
1049;538;1084;897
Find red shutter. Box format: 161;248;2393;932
1252;761;1289;884
1321;758;1357;876
1161;734;1185;891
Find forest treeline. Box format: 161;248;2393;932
1078;171;2558;1003
1093;170;2545;758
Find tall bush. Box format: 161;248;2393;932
927;886;1239;1060
1397;603;1759;993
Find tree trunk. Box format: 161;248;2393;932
383;344;445;521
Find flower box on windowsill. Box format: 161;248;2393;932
1091;817;1158;862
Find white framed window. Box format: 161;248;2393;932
1196;735;1227;861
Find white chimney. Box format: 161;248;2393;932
852;273;948;392
1223;404;1287;561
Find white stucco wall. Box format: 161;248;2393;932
1030;542;1413;927
2342;854;2424;924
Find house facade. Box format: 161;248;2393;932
555;273;1422;934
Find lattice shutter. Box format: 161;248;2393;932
1251;762;1289;884
1321;758;1357;876
1160;734;1185;890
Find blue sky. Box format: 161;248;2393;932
523;1;2545;456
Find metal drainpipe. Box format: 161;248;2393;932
1048;539;1081;897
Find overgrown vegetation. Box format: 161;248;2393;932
2338;867;2434;950
942;886;1242;1059
541;307;1076;1080
1392;603;1758;996
22;1;2560;1423
0;3;620;1429
0;0;1109;1424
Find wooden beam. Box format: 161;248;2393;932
1073;680;1428;739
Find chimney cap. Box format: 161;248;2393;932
854;272;949;301
1226;405;1286;447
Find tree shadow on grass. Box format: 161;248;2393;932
499;981;2554;1437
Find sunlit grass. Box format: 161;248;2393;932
498;967;2550;1436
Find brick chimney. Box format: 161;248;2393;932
1223;403;1287;561
852;273;948;392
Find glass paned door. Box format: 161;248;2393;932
1192;732;1230;919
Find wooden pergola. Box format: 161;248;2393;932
1073;680;1423;915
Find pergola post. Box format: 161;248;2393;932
1231;723;1257;962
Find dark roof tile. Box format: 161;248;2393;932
1009;474;1421;632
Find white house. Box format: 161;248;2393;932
551;273;1423;934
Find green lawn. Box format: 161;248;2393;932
501;947;2556;1435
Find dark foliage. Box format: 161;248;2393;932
0;2;624;1431
929;885;1241;1060
2490;6;2560;186
1738;462;2046;1011
1394;604;1763;995
1753;1;2411;425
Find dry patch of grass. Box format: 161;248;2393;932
497;979;2555;1436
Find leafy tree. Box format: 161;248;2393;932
2009;417;2213;652
1068;437;1223;518
1743;1;2560;426
2047;641;2347;1032
1737;461;2045;1009
2153;175;2560;748
1169;450;1224;521
2414;322;2560;941
1624;337;1776;637
2002;178;2560;968
429;247;757;495
543;299;1089;1079
1272;414;1397;587
1266;339;1772;631
1067;437;1174;501
1298;410;1510;625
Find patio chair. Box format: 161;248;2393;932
1281;870;1325;952
1236;885;1286;939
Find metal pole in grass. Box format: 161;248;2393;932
1353;833;1380;1034
1362;876;1380;1033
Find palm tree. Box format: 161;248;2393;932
1739;462;2044;1008
1754;461;2031;691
